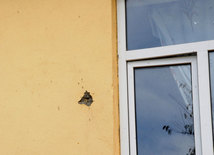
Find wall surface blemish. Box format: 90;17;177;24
78;91;93;106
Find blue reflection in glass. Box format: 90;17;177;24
134;65;195;155
126;0;214;50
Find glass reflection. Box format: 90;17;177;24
126;0;214;50
134;65;195;155
209;52;214;140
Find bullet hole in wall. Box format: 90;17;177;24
78;91;93;106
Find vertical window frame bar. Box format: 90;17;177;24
197;50;214;155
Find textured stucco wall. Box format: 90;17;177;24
0;0;119;154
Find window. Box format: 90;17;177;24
117;0;214;154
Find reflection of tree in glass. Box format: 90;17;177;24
162;86;195;155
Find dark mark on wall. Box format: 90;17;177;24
78;91;93;106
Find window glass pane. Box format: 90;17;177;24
126;0;214;50
209;52;214;139
134;65;195;154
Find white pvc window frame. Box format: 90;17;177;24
117;0;214;155
128;57;201;155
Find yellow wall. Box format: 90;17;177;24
0;0;119;154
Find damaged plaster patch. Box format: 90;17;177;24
78;91;93;106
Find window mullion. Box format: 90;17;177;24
119;56;130;155
197;50;214;155
117;0;126;54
